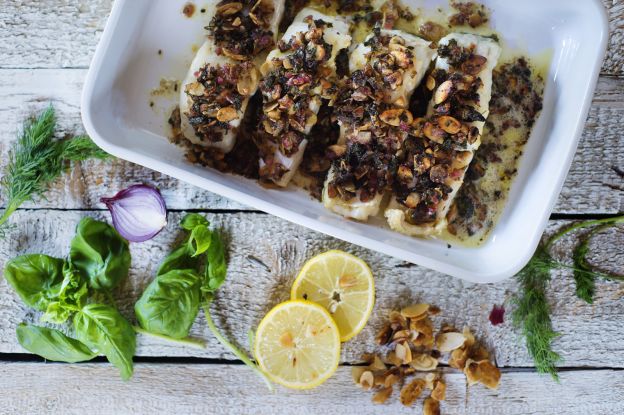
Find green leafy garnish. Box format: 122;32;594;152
16;324;96;363
135;269;202;339
4;218;136;379
74;304;136;380
513;215;624;380
70;217;131;291
135;213;273;390
0;106;109;235
4;254;66;311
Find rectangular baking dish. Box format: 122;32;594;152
81;0;608;283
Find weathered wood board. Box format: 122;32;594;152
0;210;621;369
0;0;621;76
0;363;622;415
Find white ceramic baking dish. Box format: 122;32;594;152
81;0;608;283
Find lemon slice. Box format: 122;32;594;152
291;250;375;342
254;300;341;389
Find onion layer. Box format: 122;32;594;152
101;184;167;242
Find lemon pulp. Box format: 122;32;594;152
254;300;341;389
291;250;375;342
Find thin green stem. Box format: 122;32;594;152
546;216;624;250
203;303;274;391
132;325;207;350
0;202;19;229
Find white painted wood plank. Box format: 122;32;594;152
1;0;622;76
0;210;622;368
0;363;622;415
0;0;113;69
0;69;622;213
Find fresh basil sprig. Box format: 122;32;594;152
3;217;135;379
135;213;272;389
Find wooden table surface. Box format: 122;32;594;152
0;1;623;414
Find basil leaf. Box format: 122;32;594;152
204;231;227;293
180;213;209;231
42;264;89;324
70;217;131;291
74;303;135;380
135;269;201;339
188;225;212;257
16;323;96;363
4;254;65;311
157;244;199;276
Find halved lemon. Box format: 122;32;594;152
291;250;375;342
254;300;341;389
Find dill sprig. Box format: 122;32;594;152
513;215;624;381
0;106;109;235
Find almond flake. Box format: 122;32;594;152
359;370;374;390
372;387;393;404
437;332;466;352
400;378;426;406
400;303;429;319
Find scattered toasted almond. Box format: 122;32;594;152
438;115;462;134
217;2;243;16
434;80;454;104
395;341;413;365
216;106;238;122
464;359;501;389
423;397;441;415
354;303;501;408
431;379;446;401
426;75;436;91
423;122;447;144
380;108;413;127
373;387;393;404
400;378;426;406
410;354;439;371
437;332;466;352
401;303;430;319
359;370;375;390
352;366;366;384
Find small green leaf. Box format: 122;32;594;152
70;217;131;291
41;264;89;324
180;213;210;231
74;303;136;380
204;231;227;293
16;323;96;363
4;254;65;311
135;269;202;339
156;244;199;276
188;225;212;257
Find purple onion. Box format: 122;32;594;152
101;184;167;242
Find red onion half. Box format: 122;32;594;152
101;184;167;242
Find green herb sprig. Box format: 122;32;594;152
513;215;624;380
0;106;109;235
135;213;273;390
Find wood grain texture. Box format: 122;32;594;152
604;0;624;76
0;69;622;214
1;0;622;76
0;210;622;368
0;363;622;415
0;0;113;69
